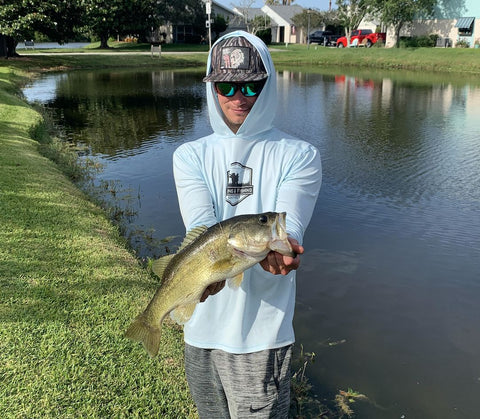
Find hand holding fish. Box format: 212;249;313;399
200;238;300;302
200;280;226;302
259;237;303;276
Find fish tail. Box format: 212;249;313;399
125;314;162;358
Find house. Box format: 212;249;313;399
157;0;238;44
261;5;304;44
392;17;479;48
158;2;307;45
389;0;480;48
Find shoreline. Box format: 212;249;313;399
0;63;197;417
10;42;480;76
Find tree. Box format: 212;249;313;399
292;9;323;34
249;15;271;36
336;0;369;46
211;15;228;41
156;0;205;43
84;0;206;48
265;0;296;5
119;0;163;43
0;0;83;57
83;0;164;48
433;0;466;19
366;0;436;47
292;9;342;40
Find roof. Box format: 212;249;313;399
233;7;265;20
208;0;237;17
455;16;475;28
261;5;304;26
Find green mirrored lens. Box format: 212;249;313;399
215;82;264;97
242;83;259;97
216;83;236;97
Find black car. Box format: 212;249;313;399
307;30;339;46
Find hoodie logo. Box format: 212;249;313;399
226;162;253;206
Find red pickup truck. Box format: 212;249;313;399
336;29;386;48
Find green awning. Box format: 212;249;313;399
455;17;475;29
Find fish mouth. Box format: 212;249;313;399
269;212;295;257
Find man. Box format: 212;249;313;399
173;31;321;418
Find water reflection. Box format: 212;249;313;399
24;68;480;418
37;70;207;156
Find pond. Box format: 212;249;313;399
24;67;480;418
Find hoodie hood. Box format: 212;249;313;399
205;31;277;140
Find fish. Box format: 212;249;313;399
125;211;295;358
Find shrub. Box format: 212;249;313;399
456;39;470;48
399;34;438;48
256;28;272;45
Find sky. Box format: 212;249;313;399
215;1;334;12
215;0;480;15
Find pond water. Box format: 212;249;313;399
16;42;90;49
23;67;480;418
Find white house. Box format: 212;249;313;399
385;0;480;48
158;1;239;44
261;5;304;44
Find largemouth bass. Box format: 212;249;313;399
125;212;295;358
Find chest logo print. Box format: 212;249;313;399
226;162;253;206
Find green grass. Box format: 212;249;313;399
269;43;480;75
12;42;480;79
4;52;206;75
0;67;197;417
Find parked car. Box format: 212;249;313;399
307;30;340;46
336;29;386;48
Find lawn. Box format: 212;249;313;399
0;66;197;418
270;43;480;74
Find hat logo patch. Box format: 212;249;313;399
221;47;250;70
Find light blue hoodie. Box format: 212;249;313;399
173;31;322;353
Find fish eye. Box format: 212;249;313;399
258;215;268;224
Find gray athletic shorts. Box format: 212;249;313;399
185;343;292;418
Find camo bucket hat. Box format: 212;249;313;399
203;35;268;83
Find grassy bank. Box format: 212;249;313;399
0;67;196;417
270;43;480;74
16;41;480;75
13;40;480;76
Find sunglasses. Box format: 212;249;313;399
214;81;265;98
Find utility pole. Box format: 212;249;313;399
206;0;212;49
307;9;311;49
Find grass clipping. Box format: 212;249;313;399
335;388;369;417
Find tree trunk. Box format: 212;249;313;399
346;28;352;47
99;34;110;49
394;22;404;48
0;35;18;58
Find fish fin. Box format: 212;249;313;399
210;256;236;273
178;226;208;252
227;272;244;289
125;314;162;358
150;225;207;278
170;303;197;325
151;254;175;278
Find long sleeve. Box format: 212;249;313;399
275;142;322;244
173;141;217;231
172;131;321;353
